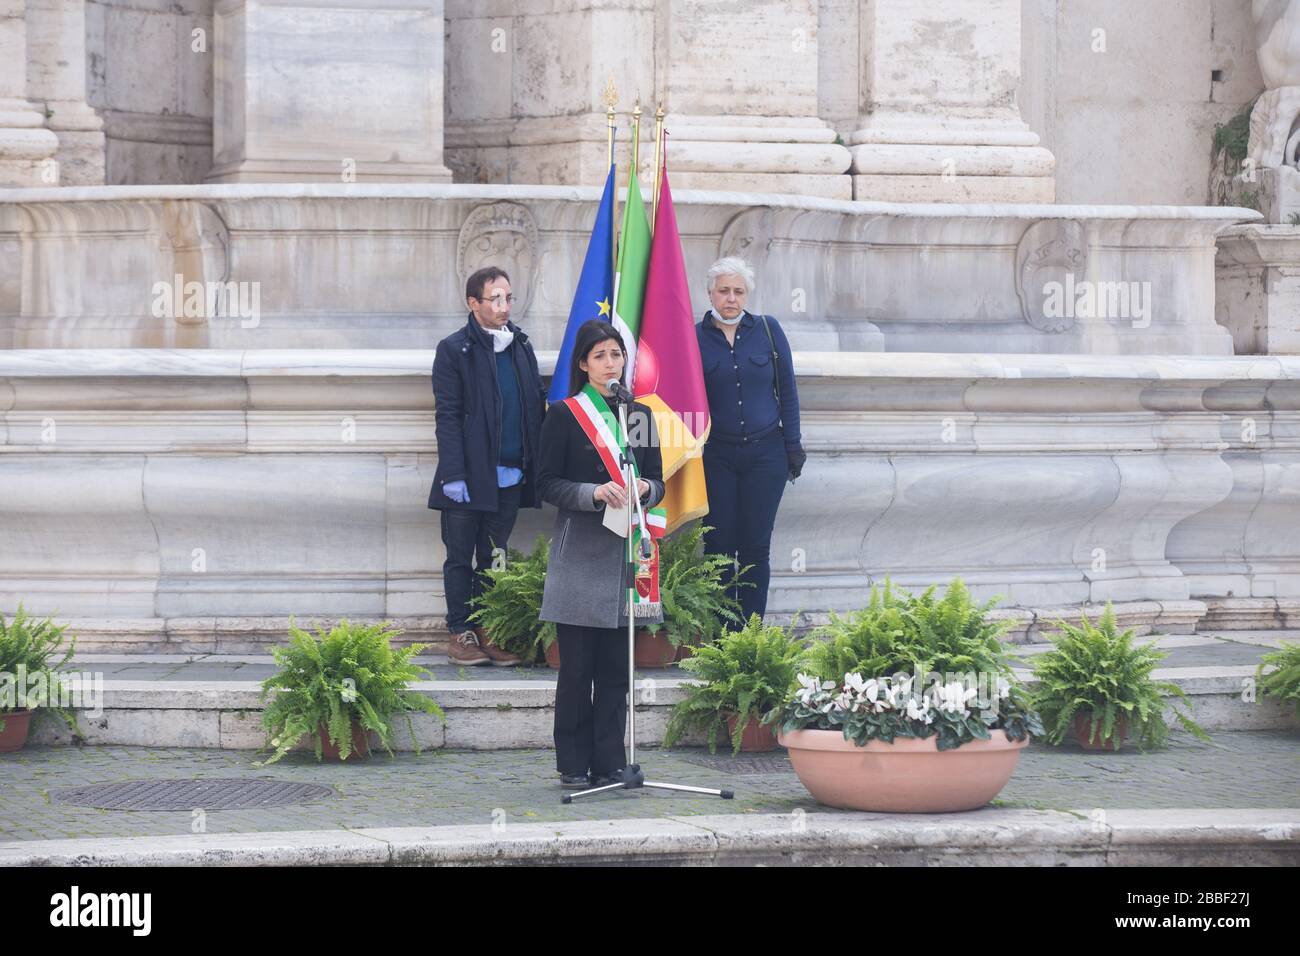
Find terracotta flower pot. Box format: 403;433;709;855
725;712;777;752
315;719;372;761
676;636;709;662
0;709;34;753
544;641;561;669
633;628;676;668
1074;711;1128;751
777;727;1029;813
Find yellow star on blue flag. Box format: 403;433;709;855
596;297;611;318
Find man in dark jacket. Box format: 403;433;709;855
429;266;546;665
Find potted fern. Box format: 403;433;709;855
258;618;445;764
1030;603;1210;751
1257;641;1300;719
638;522;746;668
0;605;81;752
662;613;805;754
469;535;557;667
771;578;1042;813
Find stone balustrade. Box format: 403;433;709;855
0;185;1258;355
2;349;1298;651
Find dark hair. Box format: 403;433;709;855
466;266;510;301
568;319;626;397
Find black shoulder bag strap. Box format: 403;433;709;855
759;314;781;411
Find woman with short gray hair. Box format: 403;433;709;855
695;256;806;629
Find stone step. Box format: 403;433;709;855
26;632;1299;750
4;809;1298;867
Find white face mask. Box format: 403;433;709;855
710;308;743;326
485;326;515;353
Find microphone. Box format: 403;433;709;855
604;378;634;404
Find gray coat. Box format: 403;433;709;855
536;400;666;629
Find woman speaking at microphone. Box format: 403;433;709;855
537;319;665;789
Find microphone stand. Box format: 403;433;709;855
562;385;734;804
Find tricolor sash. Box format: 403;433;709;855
563;383;667;617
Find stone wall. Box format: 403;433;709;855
2;0;1263;203
0;184;1256;353
1020;0;1263;205
85;0;213;184
2;349;1299;651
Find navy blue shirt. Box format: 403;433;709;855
495;345;523;468
696;310;800;450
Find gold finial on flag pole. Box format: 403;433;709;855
652;104;666;225
602;74;619;167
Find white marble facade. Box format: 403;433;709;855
3;2;1300;649
3;348;1300;652
208;0;453;183
1217;1;1300;356
0;184;1255;354
0;0;1264;204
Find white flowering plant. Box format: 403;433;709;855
772;577;1043;749
770;669;1042;751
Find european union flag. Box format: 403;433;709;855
548;162;616;403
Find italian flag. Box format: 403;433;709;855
613;172;650;390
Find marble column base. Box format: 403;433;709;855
852;173;1055;203
206;157;453;184
662;114;852;199
848;113;1056;203
43;101;106;186
850;145;1056;203
0;100;60;186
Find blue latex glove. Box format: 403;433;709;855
443;480;470;504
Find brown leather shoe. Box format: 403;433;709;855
447;629;490;665
476;627;523;667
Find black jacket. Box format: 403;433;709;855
536;396;667;629
536;397;664;510
427;315;546;512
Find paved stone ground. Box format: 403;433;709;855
1;730;1296;842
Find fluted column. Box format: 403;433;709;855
848;0;1055;202
0;0;59;185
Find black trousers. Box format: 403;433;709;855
553;622;629;775
701;428;788;628
439;483;522;632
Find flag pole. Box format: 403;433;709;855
628;98;642;199
602;74;620;286
651;104;665;228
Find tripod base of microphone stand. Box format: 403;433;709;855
561;763;735;804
